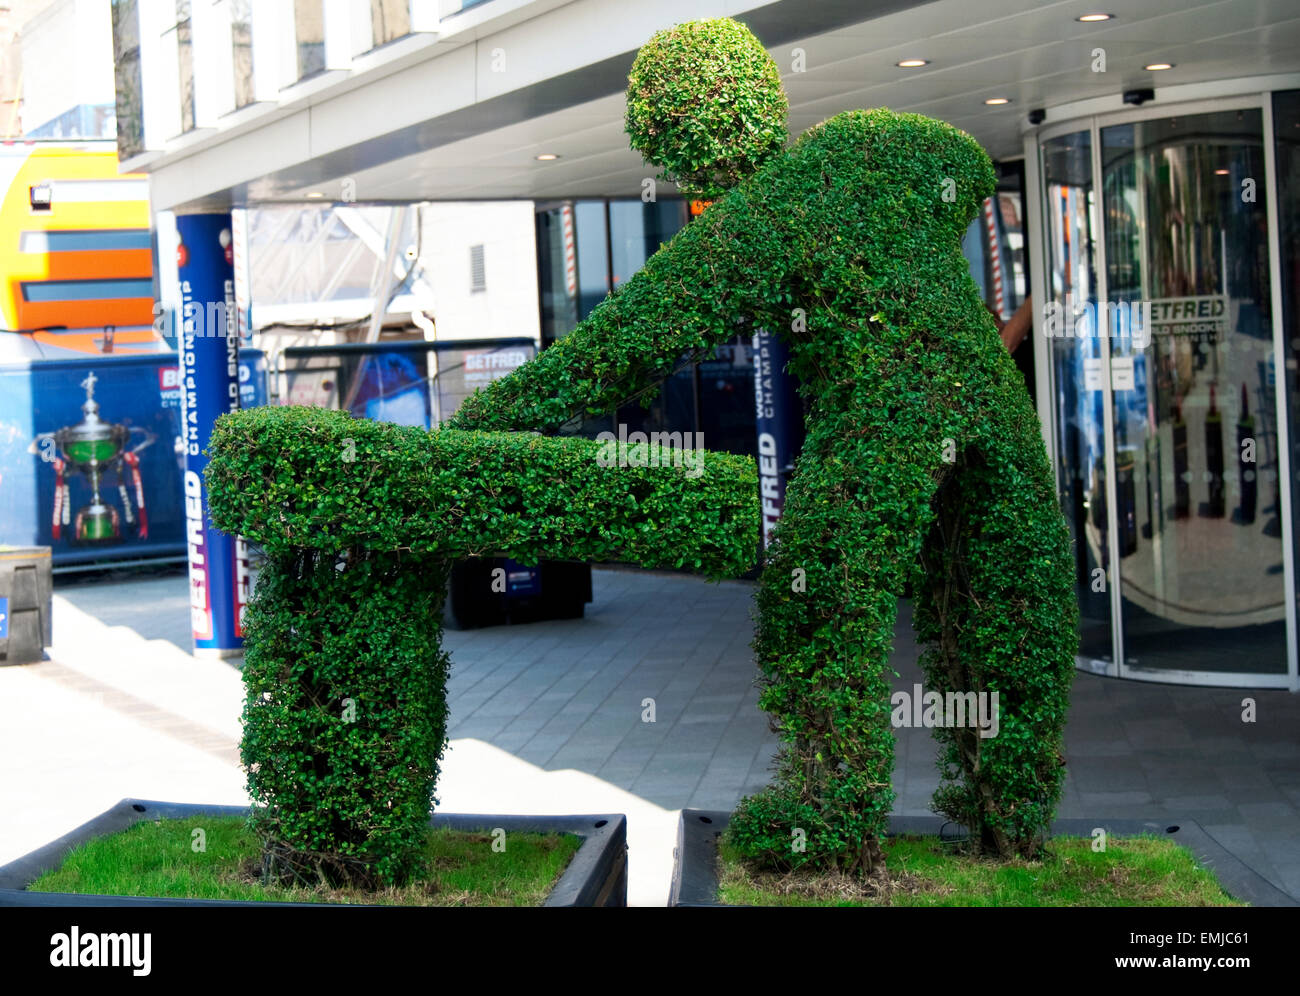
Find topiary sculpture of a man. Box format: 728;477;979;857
450;18;1078;876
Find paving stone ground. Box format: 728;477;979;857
4;563;1297;903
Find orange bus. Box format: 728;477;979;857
0;141;160;358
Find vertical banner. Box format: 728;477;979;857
752;327;799;548
175;213;247;658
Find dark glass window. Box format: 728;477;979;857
699;336;761;458
1100;109;1283;675
608;200;686;288
533;198;767;457
1040;129;1112;662
534;205;580;343
574;200;610;321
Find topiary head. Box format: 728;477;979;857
625;17;788;200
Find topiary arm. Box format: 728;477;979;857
206;405;759;579
448;191;793;434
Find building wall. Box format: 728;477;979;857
20;0;115;137
420;200;539;342
239;199;537;346
0;0;59;137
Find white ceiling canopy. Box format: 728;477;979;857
231;0;1300;205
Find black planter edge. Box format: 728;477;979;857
671;810;1298;908
0;799;627;908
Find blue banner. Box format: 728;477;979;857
176;213;246;657
0;355;187;563
238;348;268;409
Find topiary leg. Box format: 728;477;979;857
914;401;1078;860
240;547;451;887
730;361;945;876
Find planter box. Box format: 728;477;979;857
0;799;627;907
671;809;1298;908
0;546;52;665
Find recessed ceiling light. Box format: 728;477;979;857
1215;168;1230;175
1076;13;1112;22
896;59;929;68
984;97;1011;105
535;153;560;161
1144;63;1174;71
306;192;324;198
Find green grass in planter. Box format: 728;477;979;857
717;834;1243;907
31;817;582;906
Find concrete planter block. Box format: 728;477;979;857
0;546;53;665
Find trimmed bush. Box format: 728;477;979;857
453;33;1078;876
240;548;450;886
625;17;788;199
205;405;757;885
207;405;757;577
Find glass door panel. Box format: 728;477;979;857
1101;108;1287;675
1042;130;1115;666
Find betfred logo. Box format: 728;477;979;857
159;366;181;408
465;350;528;372
184;470;211;641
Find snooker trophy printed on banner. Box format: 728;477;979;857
28;371;157;545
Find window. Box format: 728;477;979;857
294;0;326;80
534;204;581;342
469;244;486;292
231;0;255;108
371;0;410;47
609;200;686;287
174;1;195;132
110;0;144;158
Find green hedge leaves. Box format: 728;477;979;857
208;405;758;578
240;549;451;886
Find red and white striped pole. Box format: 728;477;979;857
983;196;1006;321
561;202;576;299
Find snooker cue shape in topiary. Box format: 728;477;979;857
206;408;758;886
450;19;1079;877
